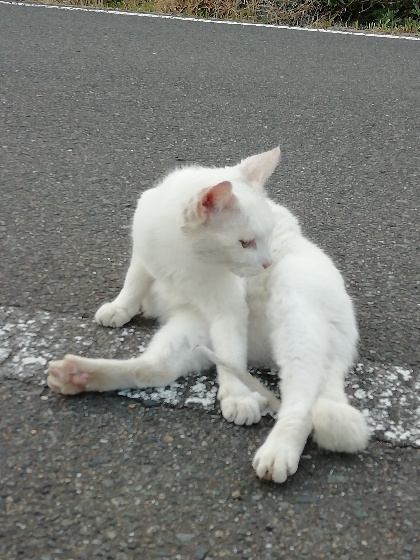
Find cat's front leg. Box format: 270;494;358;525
206;298;268;426
218;378;268;426
95;255;153;327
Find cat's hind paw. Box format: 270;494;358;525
47;356;91;395
95;302;133;328
220;392;267;426
252;439;301;483
312;399;370;453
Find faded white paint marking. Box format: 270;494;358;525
1;305;419;447
1;1;420;41
184;377;218;409
351;363;419;447
119;382;183;406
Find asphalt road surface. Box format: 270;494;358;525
1;3;419;559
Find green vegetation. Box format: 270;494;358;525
44;1;420;33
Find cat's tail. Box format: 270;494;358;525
311;397;370;453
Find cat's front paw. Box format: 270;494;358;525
48;356;91;395
219;391;267;426
95;302;133;328
252;438;301;483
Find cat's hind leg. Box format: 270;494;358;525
48;311;211;395
312;360;370;453
95;254;153;328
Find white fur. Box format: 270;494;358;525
48;147;370;483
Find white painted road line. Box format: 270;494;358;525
1;1;420;41
1;305;419;447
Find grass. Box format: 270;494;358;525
28;0;420;34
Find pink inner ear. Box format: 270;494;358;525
201;181;235;212
202;190;216;209
184;181;236;230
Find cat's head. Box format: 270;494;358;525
181;147;280;277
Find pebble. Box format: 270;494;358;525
142;399;159;408
251;492;263;501
354;509;369;520
194;546;209;560
328;474;349;483
89;456;111;467
215;530;224;538
176;533;195;543
295;494;319;504
101;479;114;488
278;501;290;509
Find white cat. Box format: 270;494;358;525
48;147;370;483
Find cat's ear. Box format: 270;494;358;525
238;147;281;189
182;181;236;230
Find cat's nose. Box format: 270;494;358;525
262;262;271;269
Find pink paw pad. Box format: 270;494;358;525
71;371;90;387
47;359;90;395
62;359;90;385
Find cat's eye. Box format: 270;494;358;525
240;239;257;249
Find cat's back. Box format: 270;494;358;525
133;169;197;231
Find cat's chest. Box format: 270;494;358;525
246;272;272;317
245;272;274;363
